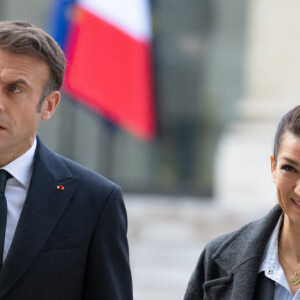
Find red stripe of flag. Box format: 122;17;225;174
64;5;155;139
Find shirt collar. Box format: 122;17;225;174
259;214;282;273
2;139;37;190
259;213;291;291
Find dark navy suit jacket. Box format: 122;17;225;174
0;138;133;299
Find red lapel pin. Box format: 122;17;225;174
57;185;64;190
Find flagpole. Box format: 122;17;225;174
99;117;118;180
0;2;4;20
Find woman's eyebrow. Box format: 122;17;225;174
282;157;299;166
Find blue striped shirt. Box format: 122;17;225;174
259;215;300;299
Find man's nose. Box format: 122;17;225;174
0;91;5;111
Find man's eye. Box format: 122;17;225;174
281;165;296;172
8;85;21;93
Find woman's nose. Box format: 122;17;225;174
295;180;300;196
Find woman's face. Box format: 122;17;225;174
271;132;300;226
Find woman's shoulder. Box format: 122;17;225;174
184;205;282;299
205;205;282;255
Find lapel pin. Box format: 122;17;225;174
57;185;64;190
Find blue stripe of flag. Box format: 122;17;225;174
48;0;76;51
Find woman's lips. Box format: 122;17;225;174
292;198;300;207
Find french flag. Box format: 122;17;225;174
50;0;155;140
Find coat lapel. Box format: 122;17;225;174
203;205;282;299
203;255;262;299
0;139;79;298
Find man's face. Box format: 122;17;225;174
0;49;59;166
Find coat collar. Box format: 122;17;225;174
214;205;282;272
0;138;79;298
204;205;282;299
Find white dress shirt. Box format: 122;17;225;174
259;214;300;299
2;139;36;262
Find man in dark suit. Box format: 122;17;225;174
0;21;133;299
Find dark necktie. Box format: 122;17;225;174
0;170;11;269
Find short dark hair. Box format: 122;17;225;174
274;105;300;162
0;21;65;104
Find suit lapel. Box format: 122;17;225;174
0;139;79;298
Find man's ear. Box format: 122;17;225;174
270;155;277;183
41;91;61;121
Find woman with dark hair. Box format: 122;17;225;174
184;105;300;299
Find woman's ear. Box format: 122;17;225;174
41;91;61;121
270;155;277;183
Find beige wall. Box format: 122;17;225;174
215;0;300;212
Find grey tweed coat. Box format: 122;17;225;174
184;205;282;300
